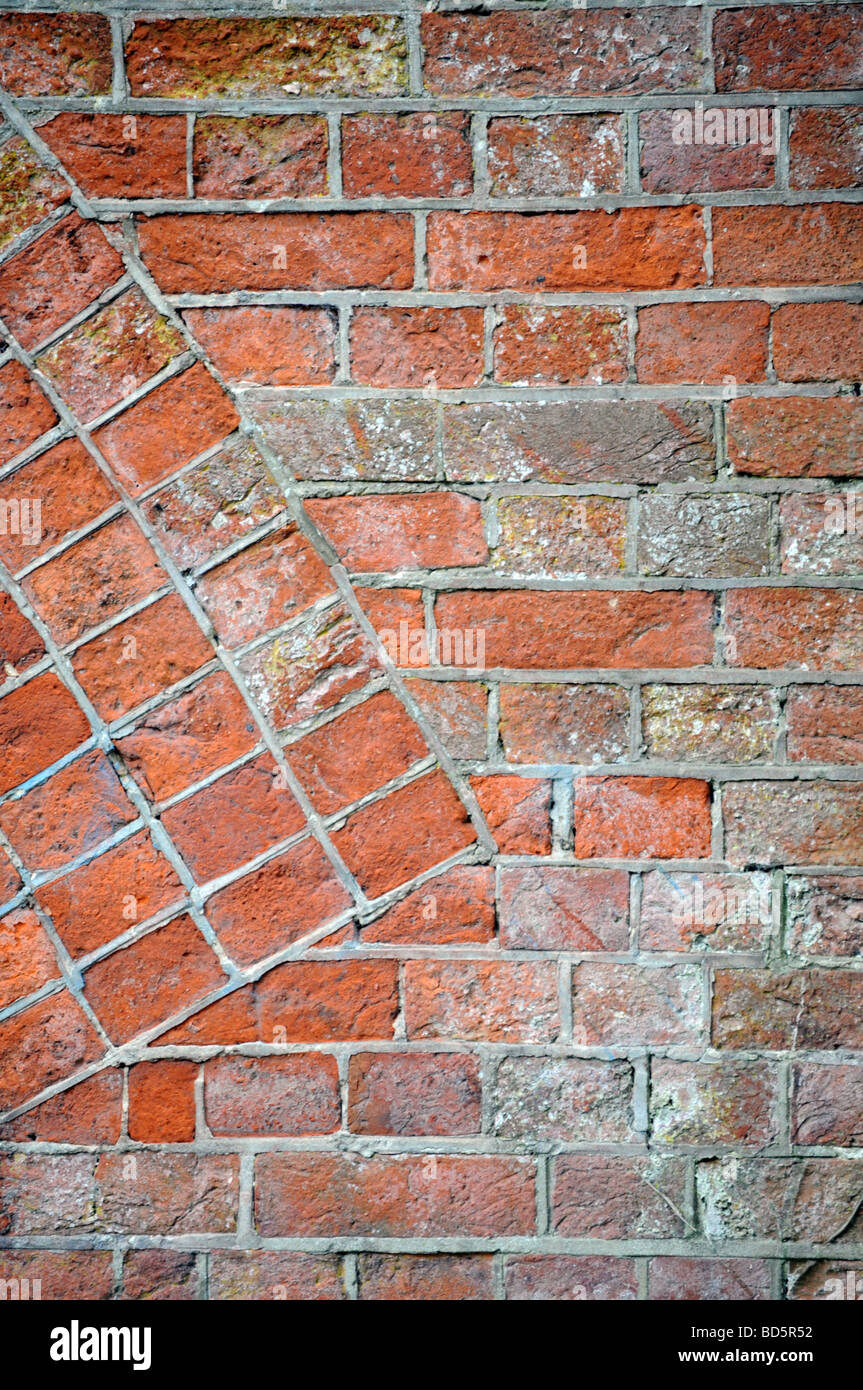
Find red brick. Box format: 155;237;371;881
121;1250;198;1302
307;492;487;571
288;690;426;816
137;213;414;294
0;750;136;874
470;775;551;854
506;1255;637;1302
0;1250;113;1301
0;672;90;795
0;359;57;464
348;1052;480;1136
0;214;123;350
256;960;398;1042
649;1257;771;1301
126;15;407;99
93;362;239;496
204;1054;339;1137
209;1250;344;1301
640;683;779;761
572;961;703;1045
715;5;863;92
116;671;259;803
332;770;475;898
639;108;776;194
500;683;629;765
36;287;184;423
83;914;225;1044
552;1155;688;1237
37;830;184;960
724;587;863;670
184;306;336;385
0;1071;121;1144
255;1152;535;1237
205;838;351;967
0;990;103;1112
714;204;863;287
0;593;44;673
342;112;472;198
790;107;863;190
356;586;427;662
247;397;437;483
40;113;187;198
0;906;59;1009
0;137;68;250
639;869;773;953
195;525;333;647
727;397;863;479
350;307;483;389
72;593;213;722
0;848;19;905
436;589;714;669
713;968;863;1050
403;678;487;759
786;875;863;958
91;1153;238;1235
637;302;769;384
499;866;629;951
0;13;112;96
792;1063;863;1146
651;1058;780;1145
495;495;626;578
488;115;623;197
574;776;712;859
772;302;863;382
724;780;863;867
422;10;705;97
128;1059;197;1142
22;514;168;645
193;115;327;198
143;436;283;572
362;865;495;945
492;1057;634;1142
787;685;863;764
0;437;117;572
404;960;559;1043
161;753;305;883
428;208;705;291
494;306;627;386
357;1254;493;1302
241;602;380;734
157;986;257;1047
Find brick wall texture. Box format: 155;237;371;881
0;0;861;1303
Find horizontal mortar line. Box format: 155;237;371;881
89;188;863;215
0;0;841;12
294;478;863;498
344;571;863;590
495;854;863;872
452;763;863;781
78;1041;863;1063
169;285;863;307
233;381;855;401
397;668;863;685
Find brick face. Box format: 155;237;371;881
0;2;859;1307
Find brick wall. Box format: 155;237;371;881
0;1;860;1302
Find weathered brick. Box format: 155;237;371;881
0;1250;113;1300
714;6;863;92
506;1256;637;1302
403;678;488;760
308;491;486;572
246;395;438;482
774;302;863;383
0;991;103;1113
91;1153;238;1235
499;682;629;765
713;205;863;286
428;208;705;291
574;776;712;859
0;214;123;350
0;592;44;673
405;960;560;1043
287;690;426;815
639;108;776;193
350;308;483;389
499;866;630;951
137;213;414;294
492;1057;634;1142
488;115;623;197
780;491;863;576
786;875;863;958
204;1054;340;1136
650;1058;780;1145
255;1152;535;1237
572;961;703;1045
193;115;327;198
121;1251;198;1302
724;587;863;670
713;968;863;1050
649;1257;772;1301
0;750;136;874
127;16;407;98
0;13;112;96
493;496;627;578
792;1063;863;1146
184;306;336;385
0;359;57;465
786;685;863;764
357;1254;492;1302
0;671;90;796
0;1071;121;1145
494;305;628;387
552;1156;688;1237
128;1059;197;1143
422;10;706;97
724;780;863;867
195;525;332;647
40;114;187;198
636;302;769;384
470;775;552;854
348;1052;481;1136
342;112;472;198
639;869;773;953
727;397;863;478
788;1260;863;1302
361;865;494;946
789;106;863;190
0;137;68;250
256;960;398;1043
0;437;117;572
0;906;59;1010
641;684;779;762
638;493;770;577
209;1250;344;1301
697;1156;863;1243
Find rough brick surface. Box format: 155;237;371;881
0;2;860;1308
